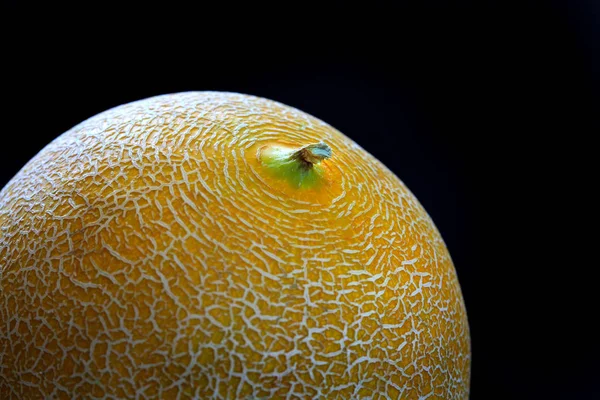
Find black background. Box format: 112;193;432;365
2;1;598;399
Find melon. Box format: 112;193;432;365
0;92;470;399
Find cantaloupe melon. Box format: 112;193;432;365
0;92;470;399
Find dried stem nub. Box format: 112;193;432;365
290;142;332;169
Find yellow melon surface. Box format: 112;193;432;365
0;92;470;399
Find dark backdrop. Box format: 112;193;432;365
2;1;598;399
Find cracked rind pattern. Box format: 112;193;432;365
0;92;470;399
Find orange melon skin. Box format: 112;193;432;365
0;92;470;399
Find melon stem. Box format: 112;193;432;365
258;142;332;189
290;142;332;168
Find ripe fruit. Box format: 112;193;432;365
0;92;470;399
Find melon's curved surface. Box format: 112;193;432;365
0;92;470;399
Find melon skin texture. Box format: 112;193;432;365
0;92;470;399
